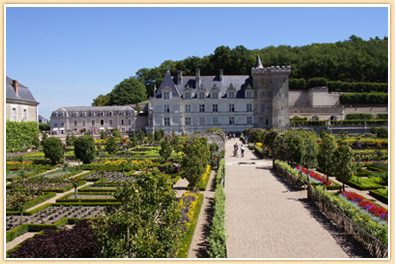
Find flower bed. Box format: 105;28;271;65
274;160;307;189
197;165;211;191
339;191;388;222
176;191;203;258
295;165;341;189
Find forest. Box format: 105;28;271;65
92;35;388;106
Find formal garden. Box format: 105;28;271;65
6;121;226;258
243;127;388;258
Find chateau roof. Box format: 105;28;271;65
53;105;136;112
6;76;39;105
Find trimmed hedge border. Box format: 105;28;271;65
176;192;204;258
273;160;308;190
208;158;226;258
369;189;388;204
7;192;56;213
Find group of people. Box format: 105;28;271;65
233;142;246;158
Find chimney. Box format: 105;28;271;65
195;68;201;88
177;70;183;85
12;80;19;96
219;69;223;81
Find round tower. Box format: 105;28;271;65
251;56;291;129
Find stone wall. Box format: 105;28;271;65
6;103;38;122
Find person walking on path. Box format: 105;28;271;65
233;143;239;157
240;144;245;158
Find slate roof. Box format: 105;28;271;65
52;105;136;112
6;76;39;105
155;72;252;99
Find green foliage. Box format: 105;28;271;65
317;133;337;179
340;92;387;105
65;134;76;146
300;133;318;169
345;113;374;120
38;123;51;131
91;170;181;258
107;77;147;106
289;78;307;90
369;127;388;138
154;129;165;141
74;135;96;164
6;121;40;152
307;77;328;88
274;160;308;189
159;138;173;161
376;113;388;119
111;129;121;138
181;138;211;190
42;137;64;165
328;81;387;93
92;94;110;106
105;136;119;154
208;159;226;258
333;144;354;190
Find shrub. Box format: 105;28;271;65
345;113;374;120
328;81;388;93
340;92;387;105
289;78;307;90
6;121;40;152
74;135;96;164
42;137;65;165
376;113;388;119
307;77;328;88
197;165;211;191
105;136;118;154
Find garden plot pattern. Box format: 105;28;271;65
224;138;349;258
82;171;134;182
6;206;105;231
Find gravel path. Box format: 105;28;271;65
224;138;349;258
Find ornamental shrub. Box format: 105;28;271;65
42;137;64;165
328;81;387;93
6;121;40;152
340;92;387;105
289;78;307;90
74;135;96;164
105;136;118;154
307;77;328;88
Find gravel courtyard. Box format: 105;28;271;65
224;138;349;258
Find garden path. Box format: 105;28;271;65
25;180;93;213
6;232;36;251
188;170;216;258
173;178;189;199
224;138;349;258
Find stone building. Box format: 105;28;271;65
6;77;39;122
148;56;291;133
50;106;138;134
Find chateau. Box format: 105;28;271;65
49;56;387;135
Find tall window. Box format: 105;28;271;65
109;120;112;126
74;120;78;126
184;92;191;99
199;92;205;99
213;116;218;125
228;91;235;98
247;116;253;125
212;104;218;112
229;116;235;125
185;104;191;113
266;119;269;126
199;104;205;112
11;108;17;121
23;109;27;120
128;119;131;125
246;90;253;98
185;117;191;126
247;104;252;112
164;117;170;126
229;104;235;112
121;119;124;125
164;105;170;113
199;117;205;125
101;120;104;126
163;91;170;100
92;120;95;126
212;91;218;99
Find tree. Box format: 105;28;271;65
42;137;64;165
92;94;110;106
181;138;210;190
111;129;121;138
317;133;337;182
91;170;181;258
39;123;51;131
159;138;173;161
154;129;164;142
105;136;119;154
108;77;147;105
301;133;318;169
66;134;76;146
74;135;96;164
333;143;354;191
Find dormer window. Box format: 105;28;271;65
198;92;205;99
98;112;104;117
185;92;191;99
246;90;253;98
107;112;113;117
163;91;170;100
228;91;235;98
212;91;218;99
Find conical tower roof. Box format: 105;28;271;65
255;55;264;69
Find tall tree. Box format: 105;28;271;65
317;133;338;182
109;77;147;105
333;143;354;191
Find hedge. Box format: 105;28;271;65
289;78;307;90
274;160;308;190
307;77;328;88
345;113;374;120
208;159;226;258
328;81;387;93
6;121;40;152
176;192;204;258
340;92;387;105
197;165;212;191
353;150;387;161
369;189;388;204
7;192;56;212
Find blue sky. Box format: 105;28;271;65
6;6;388;118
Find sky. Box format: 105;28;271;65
5;6;388;118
